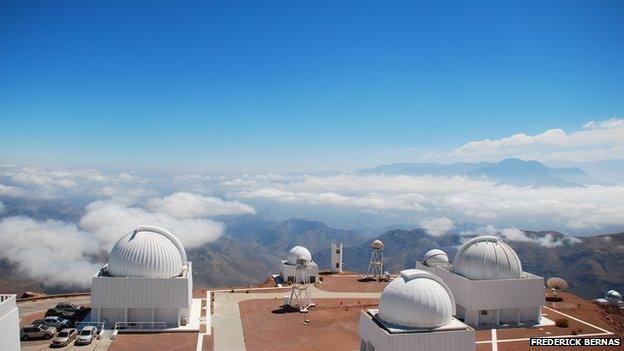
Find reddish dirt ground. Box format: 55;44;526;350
316;275;389;293
239;298;378;351
202;329;214;351
20;310;45;327
108;332;198;351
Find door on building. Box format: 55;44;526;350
100;308;125;327
154;308;178;327
128;308;152;323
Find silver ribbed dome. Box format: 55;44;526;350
108;225;187;278
378;269;455;329
605;290;622;302
287;246;312;265
453;236;522;280
423;249;449;267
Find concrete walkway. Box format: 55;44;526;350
211;286;381;351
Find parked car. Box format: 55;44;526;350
43;316;72;329
55;302;82;312
51;328;78;347
45;308;74;318
20;324;56;340
31;319;45;327
75;326;98;345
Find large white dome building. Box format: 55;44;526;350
378;270;455;328
91;226;195;329
108;226;187;278
453;236;522;280
416;235;545;328
359;269;475;351
423;249;450;267
279;245;319;283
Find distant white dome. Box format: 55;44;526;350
378;269;455;329
371;239;384;249
453;236;522;280
108;226;187;278
605;290;622;302
287;246;312;265
423;249;449;267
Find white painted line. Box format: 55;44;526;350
543;306;613;334
491;329;498;351
196;333;204;351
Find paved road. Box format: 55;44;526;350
211;286;381;351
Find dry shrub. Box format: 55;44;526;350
555;318;569;328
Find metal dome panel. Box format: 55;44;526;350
452;236;522;280
378;269;455;329
287;245;312;265
423;249;449;267
108;226;186;278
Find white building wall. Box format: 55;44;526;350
0;295;20;351
359;311;475;351
330;243;343;273
417;262;544;326
279;261;319;283
91;263;192;327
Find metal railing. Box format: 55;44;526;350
0;294;17;318
113;322;167;333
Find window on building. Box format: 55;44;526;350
336;249;341;254
336;263;340;268
480;310;488;315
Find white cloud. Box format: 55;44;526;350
0;216;101;287
79;200;224;250
421;217;454;236
146;192;256;218
449;118;624;163
0;183;25;197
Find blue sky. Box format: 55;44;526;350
1;0;623;173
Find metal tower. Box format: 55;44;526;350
366;239;384;280
288;258;315;312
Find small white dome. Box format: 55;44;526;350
605;290;622;302
423;249;449;267
287;246;312;265
108;226;187;278
371;239;384;249
453;236;522;280
378;269;455;329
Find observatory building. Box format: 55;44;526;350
280;245;319;283
359;269;475;351
594;290;624;308
0;294;20;351
417;236;544;328
91;226;193;328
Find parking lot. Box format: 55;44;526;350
18;296;113;351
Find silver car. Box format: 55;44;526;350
51;328;77;347
75;326;98;345
43;316;72;329
20;324;56;340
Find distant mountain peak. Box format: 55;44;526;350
359;159;605;187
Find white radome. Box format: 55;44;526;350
605;290;622;302
378;269;455;329
371;239;384;249
423;249;449;267
108;225;187;278
453;236;522;280
287;245;312;265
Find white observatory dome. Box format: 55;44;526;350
287;245;312;265
423;249;449;267
453;236;522;280
378;269;455;329
371;239;384;249
605;290;622;302
108;225;187;278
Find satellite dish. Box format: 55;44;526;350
546;277;568;299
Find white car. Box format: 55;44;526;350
75;326;98;345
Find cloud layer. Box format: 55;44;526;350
449;118;624;163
